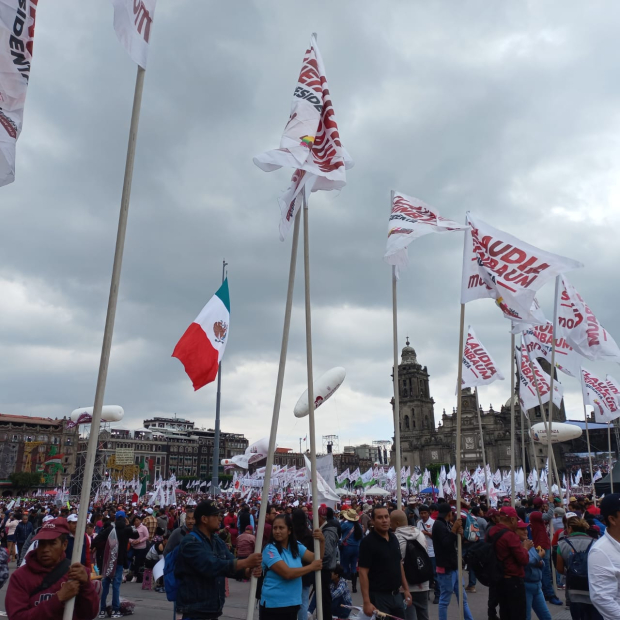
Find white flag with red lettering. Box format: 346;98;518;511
581;368;620;423
461;214;583;323
384;191;468;272
521;321;581;378
516;342;563;414
606;375;620;407
461;326;504;390
557;276;620;362
110;0;156;68
254;33;353;240
0;0;39;187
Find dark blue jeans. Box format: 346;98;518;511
569;602;603;620
100;564;124;612
430;557;439;597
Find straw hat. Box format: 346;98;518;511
342;508;360;522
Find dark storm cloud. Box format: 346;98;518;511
1;1;620;446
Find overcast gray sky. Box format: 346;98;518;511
3;1;620;452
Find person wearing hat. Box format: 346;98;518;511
517;520;551;620
5;518;100;620
487;506;535;620
65;513;91;573
339;508;363;593
587;493;620;620
529;510;562;605
142;507;157;541
431;503;474;620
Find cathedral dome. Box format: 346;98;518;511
401;338;417;365
505;393;519;408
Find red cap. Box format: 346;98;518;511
587;506;601;516
486;509;499;517
516;520;528;529
318;505;328;517
532;497;543;506
33;518;71;541
499;507;518;519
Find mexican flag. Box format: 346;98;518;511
45;455;64;465
173;279;230;390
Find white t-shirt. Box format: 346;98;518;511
419;518;435;557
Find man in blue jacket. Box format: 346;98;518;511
176;501;261;619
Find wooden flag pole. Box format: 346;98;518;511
510;332;517;507
582;400;596;500
303;193;323;620
392;261;403;510
245;209;301;619
62;65;146;620
546;276;561;500
609;422;614;494
455;303;466;620
474;388;490;501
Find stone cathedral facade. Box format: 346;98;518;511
392;340;567;472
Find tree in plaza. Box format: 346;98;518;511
9;471;44;493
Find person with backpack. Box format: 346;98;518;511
175;500;262;620
486;506;533;620
431;503;474;620
462;507;480;593
339;508;363;593
556;515;600;620
518;520;551;620
391;509;431;620
418;505;439;604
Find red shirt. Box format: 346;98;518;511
488;524;530;578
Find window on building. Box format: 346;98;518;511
156;457;161;465
404;415;410;430
12;435;19;442
65;438;72;446
413;419;416;428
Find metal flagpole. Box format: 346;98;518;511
455;303;466;620
62;65;146;620
211;260;228;494
392;263;403;510
246;210;301;618
474;388;490;501
390;190;403;510
609;422;614;494
303;193;323;620
582;400;596;500
510;332;517;507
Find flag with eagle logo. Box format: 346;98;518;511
172;279;230;390
254;33;353;241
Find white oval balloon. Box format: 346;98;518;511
294;367;346;418
70;405;124;423
530;422;582;444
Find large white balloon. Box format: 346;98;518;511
294;367;346;418
531;422;582;444
70;406;124;423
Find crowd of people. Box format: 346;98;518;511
0;491;617;620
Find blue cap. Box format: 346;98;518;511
115;510;126;519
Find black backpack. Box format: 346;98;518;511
403;538;433;585
464;528;508;587
564;538;594;592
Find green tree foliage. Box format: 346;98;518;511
9;471;44;492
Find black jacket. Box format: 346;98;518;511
92;524;114;570
431;516;459;571
115;519;139;566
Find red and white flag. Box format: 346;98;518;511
0;0;39;187
521;321;581;378
461;326;504;390
581;367;620;423
516;342;563;414
254;33;353;240
384;191;468;273
110;0;156;68
461;213;583;323
606;374;620;407
557;276;620;362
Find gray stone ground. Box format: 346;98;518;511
0;565;572;619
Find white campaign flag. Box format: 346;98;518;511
254;33;353;240
461;213;583;323
461;326;505;390
521;321;581;378
558;276;620;362
516;342;563;414
606;375;620;407
384;191;468;273
110;0;156;68
0;0;39;187
581;368;620;423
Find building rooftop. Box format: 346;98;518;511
0;413;61;426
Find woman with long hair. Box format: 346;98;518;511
556;515;601;620
339;508;363;593
291;509;314;620
260;514;324;620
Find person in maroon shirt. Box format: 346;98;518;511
487;506;533;620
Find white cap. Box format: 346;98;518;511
42;515;55;523
67;514;78;522
146;508;153;514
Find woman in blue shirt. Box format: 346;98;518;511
260;514;324;620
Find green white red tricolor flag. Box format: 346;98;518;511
253;33;353;240
110;0;156;68
461;213;583;325
0;0;39;188
384;191;468;274
172;279;230;391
